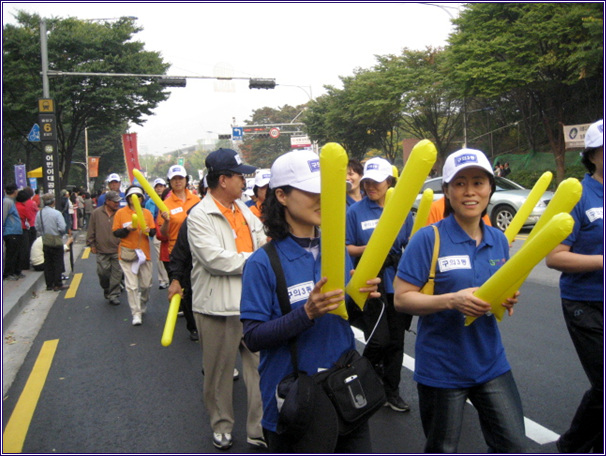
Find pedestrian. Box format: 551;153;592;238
346;156;414;413
249;169;270;219
546;118;603;453
31;235;73;271
87;190;124;306
76;191;85;229
346;158;364;207
502;162;511;177
393;148;527;453
112;185;156;326
83;192;94;229
144;178;170;289
186;148;265;450
15;190;35;271
69;191;78;231
3;182;24;281
240;149;382;452
23;187;39;249
97;173;125;208
156;165;200;340
35;193;69;291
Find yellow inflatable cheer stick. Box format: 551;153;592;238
132;214;139;229
465;212;574;326
130;191;148;235
161;292;182;347
410;188;434;238
504;171;553;244
346;139;437;309
486;177;583;312
133;169;169;214
320;142;349;320
385;188;394;206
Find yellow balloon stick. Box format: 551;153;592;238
385;187;394;206
161;292;182;347
133;168;169;214
132;214;139;229
411;188;434;238
504;171;553;244
465;212;574;326
130;191;148;235
345;139;437;309
482;177;583;313
320;143;349;320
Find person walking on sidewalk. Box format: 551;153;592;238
87;190;124;306
35;193;68;291
144;178;169;289
3;182;24;281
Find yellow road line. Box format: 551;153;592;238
81;247;90;259
3;339;59;453
64;273;83;299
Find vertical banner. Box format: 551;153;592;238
14;164;27;189
29;178;38;190
88;156;100;178
122;133;141;183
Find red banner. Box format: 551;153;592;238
122;133;141;183
88;156;100;178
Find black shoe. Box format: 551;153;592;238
189;330;199;341
384;394;411;412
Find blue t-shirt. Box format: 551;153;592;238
396;215;511;388
560;173;604;301
144;197;159;220
97;191;126;208
240;236;355;432
346;196;413;294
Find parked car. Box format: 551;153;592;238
412;176;554;232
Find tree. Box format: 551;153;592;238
446;3;603;182
3;12;171;186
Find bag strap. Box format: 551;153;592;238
427;225;440;282
262;242;300;372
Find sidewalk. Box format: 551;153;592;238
2;230;88;330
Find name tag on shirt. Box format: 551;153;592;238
361;219;379;230
170;207;183;215
586;207;603;223
438;255;471;272
288;281;314;304
122;221;133;228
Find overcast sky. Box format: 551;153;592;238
3;2;462;156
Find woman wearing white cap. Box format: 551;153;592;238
346;157;414;413
112;185;156;326
394;148;526;453
546;119;603;453
249;169;271;220
144;178;169;289
240;150;381;452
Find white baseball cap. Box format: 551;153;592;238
167;165;187;180
442;148;494;184
244;178;255;196
254;169;271;187
269;150;320;194
361;157;392;183
153;178;167;187
584;119;603;149
107;173;120;182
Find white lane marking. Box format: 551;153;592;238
352;327;559;445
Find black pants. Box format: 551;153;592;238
558;298;603;453
19;228;31;270
362;293;412;396
43;245;65;288
163;261;196;333
3;235;23;278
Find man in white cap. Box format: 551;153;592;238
97;173;125;208
187;148;266;450
145;178;169;289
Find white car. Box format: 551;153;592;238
412;176;554;232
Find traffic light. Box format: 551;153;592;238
249;78;276;90
158;77;187;87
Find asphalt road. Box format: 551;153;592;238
2;230;590;453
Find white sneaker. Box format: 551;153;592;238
132;315;142;326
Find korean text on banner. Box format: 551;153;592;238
122;133;141;183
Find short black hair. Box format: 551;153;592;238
581;147;601;174
348;158;364;176
4;183;18;194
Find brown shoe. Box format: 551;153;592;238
53;285;69;291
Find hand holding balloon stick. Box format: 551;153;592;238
130;191;148;235
320;143;349;320
346;139;437;310
465;212;574;326
161;292;182;346
503;171;553;244
133;169;169;214
410;188;434;238
131;214;139;229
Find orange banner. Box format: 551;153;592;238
122;133;141;183
88;156;100;178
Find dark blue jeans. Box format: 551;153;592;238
557;298;603;453
417;370;527;453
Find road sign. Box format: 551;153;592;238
38;98;54;113
38;114;57;141
232;127;243;140
269;127;280;139
291;135;312;148
28;123;41;142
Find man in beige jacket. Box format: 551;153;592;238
187;148;266;450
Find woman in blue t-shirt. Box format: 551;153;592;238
394;148;526;453
240;150;380;453
546;119;604;453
